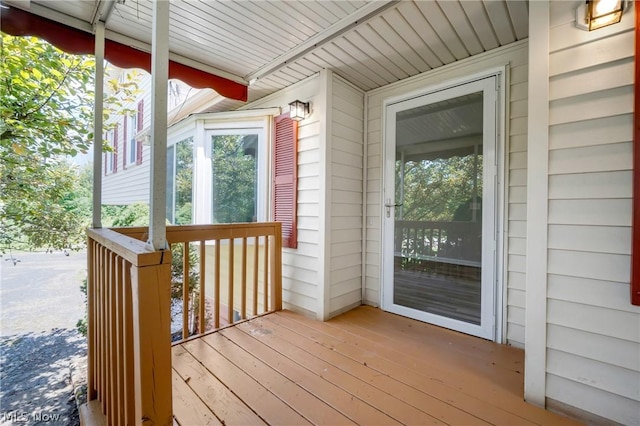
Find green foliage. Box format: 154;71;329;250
1;35;94;158
0;157;90;251
397;153;482;222
212;134;257;223
76;277;88;336
0;34;140;251
103;203;150;227
173;137;193;225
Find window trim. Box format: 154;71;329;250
202;123;267;224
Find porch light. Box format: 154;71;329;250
576;0;626;31
289;100;310;121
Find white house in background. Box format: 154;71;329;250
8;1;639;424
102;68;218;206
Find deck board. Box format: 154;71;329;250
173;306;580;426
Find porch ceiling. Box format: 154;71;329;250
7;0;528;108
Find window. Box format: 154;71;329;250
166;137;193;225
206;128;266;224
127;114;138;165
106;129;115;174
163;111;296;249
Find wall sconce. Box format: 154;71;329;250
576;0;627;31
289;100;310;121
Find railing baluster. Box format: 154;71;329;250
115;256;125;426
199;241;206;334
228;238;234;325
107;251;116;423
241;237;247;320
263;234;269;313
182;243;190;340
98;245;106;414
123;258;134;426
87;240;96;401
253;236;259;316
214;239;221;329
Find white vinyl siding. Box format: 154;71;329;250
365;41;528;346
328;75;364;317
103;74;152;205
242;73;325;318
545;2;640;423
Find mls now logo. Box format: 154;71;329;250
0;411;62;423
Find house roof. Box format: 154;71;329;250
1;0;528;110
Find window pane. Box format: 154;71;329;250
166;145;175;224
174;137;193;225
129;115;137;164
211;134;258;223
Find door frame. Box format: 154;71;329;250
380;67;507;343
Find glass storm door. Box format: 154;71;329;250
382;77;498;340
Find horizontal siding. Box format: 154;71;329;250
102;148;150;205
242;74;324;317
546;374;639;426
364;42;529;346
102;72;152;205
546;4;640;422
329;75;364;317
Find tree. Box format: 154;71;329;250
396;153;482;222
0;34;138;251
211;134;257;223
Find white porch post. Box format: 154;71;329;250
92;22;105;229
148;1;169;250
525;0;550;407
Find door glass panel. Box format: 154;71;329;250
393;92;483;325
211;134;259;223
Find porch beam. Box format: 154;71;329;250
147;1;169;251
245;0;399;83
92;22;105;229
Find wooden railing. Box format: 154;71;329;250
117;222;283;342
87;228;173;426
395;220;482;266
86;222;282;425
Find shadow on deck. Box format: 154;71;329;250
171;305;579;425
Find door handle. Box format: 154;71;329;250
385;200;402;217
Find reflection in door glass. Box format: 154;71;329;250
211;134;259;223
393;92;483;324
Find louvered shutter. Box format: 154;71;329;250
122;116;127;170
113;123;118;173
272;113;298;249
136;100;144;165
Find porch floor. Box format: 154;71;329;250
172;306;579;425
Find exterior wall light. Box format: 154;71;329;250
288;100;310;121
576;0;627;31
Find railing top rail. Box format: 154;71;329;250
395;220;481;226
87;227;169;267
114;222;282;244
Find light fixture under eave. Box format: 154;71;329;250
289;100;310;121
576;0;627;31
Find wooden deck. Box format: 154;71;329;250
172;306;580;426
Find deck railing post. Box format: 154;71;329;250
130;254;173;425
272;223;283;311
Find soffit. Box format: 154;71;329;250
11;0;529;106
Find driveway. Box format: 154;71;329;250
1;251;86;336
0;250;87;425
